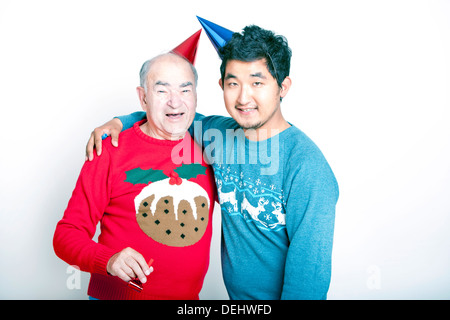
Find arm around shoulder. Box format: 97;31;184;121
118;111;146;130
85;111;145;161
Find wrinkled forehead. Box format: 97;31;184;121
147;55;195;88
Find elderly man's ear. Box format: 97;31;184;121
136;87;148;110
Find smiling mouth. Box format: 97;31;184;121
236;107;257;114
166;113;185;119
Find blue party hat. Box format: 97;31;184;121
196;16;234;54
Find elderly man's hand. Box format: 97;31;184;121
85;118;123;161
106;247;153;284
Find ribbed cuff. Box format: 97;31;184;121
92;246;117;276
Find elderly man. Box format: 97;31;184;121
54;52;216;300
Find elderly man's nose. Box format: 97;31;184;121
168;92;182;107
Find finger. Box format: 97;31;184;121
85;134;95;161
93;129;106;156
117;260;137;279
126;255;148;283
136;256;154;278
110;129;119;147
125;266;137;280
115;268;133;283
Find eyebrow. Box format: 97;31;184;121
250;72;267;79
155;81;193;88
224;73;237;80
224;72;267;80
180;81;193;88
155;81;170;87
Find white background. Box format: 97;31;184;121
1;0;449;299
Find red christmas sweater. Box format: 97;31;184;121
53;120;216;300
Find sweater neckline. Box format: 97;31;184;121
245;123;295;145
133;119;187;146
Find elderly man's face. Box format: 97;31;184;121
137;54;197;140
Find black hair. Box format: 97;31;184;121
219;25;292;88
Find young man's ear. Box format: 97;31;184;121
218;78;224;90
136;86;148;110
280;77;292;99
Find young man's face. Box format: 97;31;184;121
137;54;197;140
220;59;290;133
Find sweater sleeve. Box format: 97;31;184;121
53;146;117;275
281;152;339;300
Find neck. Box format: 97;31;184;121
244;112;291;141
140;122;184;141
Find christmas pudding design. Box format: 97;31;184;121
125;164;210;247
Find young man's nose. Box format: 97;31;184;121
237;87;252;106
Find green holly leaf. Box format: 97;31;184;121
174;163;207;180
124;168;167;185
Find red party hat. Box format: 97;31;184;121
171;29;202;65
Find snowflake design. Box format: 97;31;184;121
270;184;276;191
256;179;261;186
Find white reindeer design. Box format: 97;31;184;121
269;202;286;228
241;194;269;222
217;180;238;212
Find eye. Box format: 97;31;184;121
227;82;238;87
253;81;263;87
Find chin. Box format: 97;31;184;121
236;119;262;130
170;128;189;139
